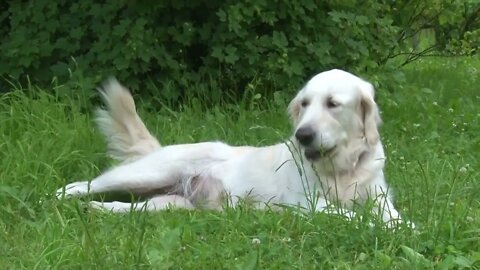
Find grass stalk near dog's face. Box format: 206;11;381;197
1;57;479;268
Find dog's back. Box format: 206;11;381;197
95;78;160;162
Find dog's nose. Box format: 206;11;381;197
295;126;315;145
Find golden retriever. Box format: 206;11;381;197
56;69;409;226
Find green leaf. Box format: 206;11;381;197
272;31;288;47
217;9;227;22
400;245;433;268
453;255;474;267
236;251;258;270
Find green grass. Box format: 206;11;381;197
1;57;479;269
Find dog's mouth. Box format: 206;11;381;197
304;146;336;161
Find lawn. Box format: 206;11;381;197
1;57;479;269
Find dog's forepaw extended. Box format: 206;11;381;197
89;201;108;210
89;201;138;213
56;181;90;199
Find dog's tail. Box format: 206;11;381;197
95;78;161;162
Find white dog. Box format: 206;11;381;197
57;69;407;225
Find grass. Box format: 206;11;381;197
1;56;479;269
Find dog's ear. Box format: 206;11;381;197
288;90;302;125
359;82;381;146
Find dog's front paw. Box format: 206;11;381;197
89;201;136;213
89;201;108;210
56;181;90;199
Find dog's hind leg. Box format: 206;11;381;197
89;195;194;212
56;142;230;199
56;158;185;198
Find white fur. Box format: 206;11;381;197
57;70;410;226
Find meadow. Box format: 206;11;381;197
0;57;479;269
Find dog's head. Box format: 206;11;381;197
288;69;381;162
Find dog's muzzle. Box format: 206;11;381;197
295;126;335;160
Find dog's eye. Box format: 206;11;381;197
301;99;310;107
327;99;339;108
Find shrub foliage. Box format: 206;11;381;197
1;1;478;99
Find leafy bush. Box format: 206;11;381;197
1;1;477;100
0;1;401;98
388;0;480;66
